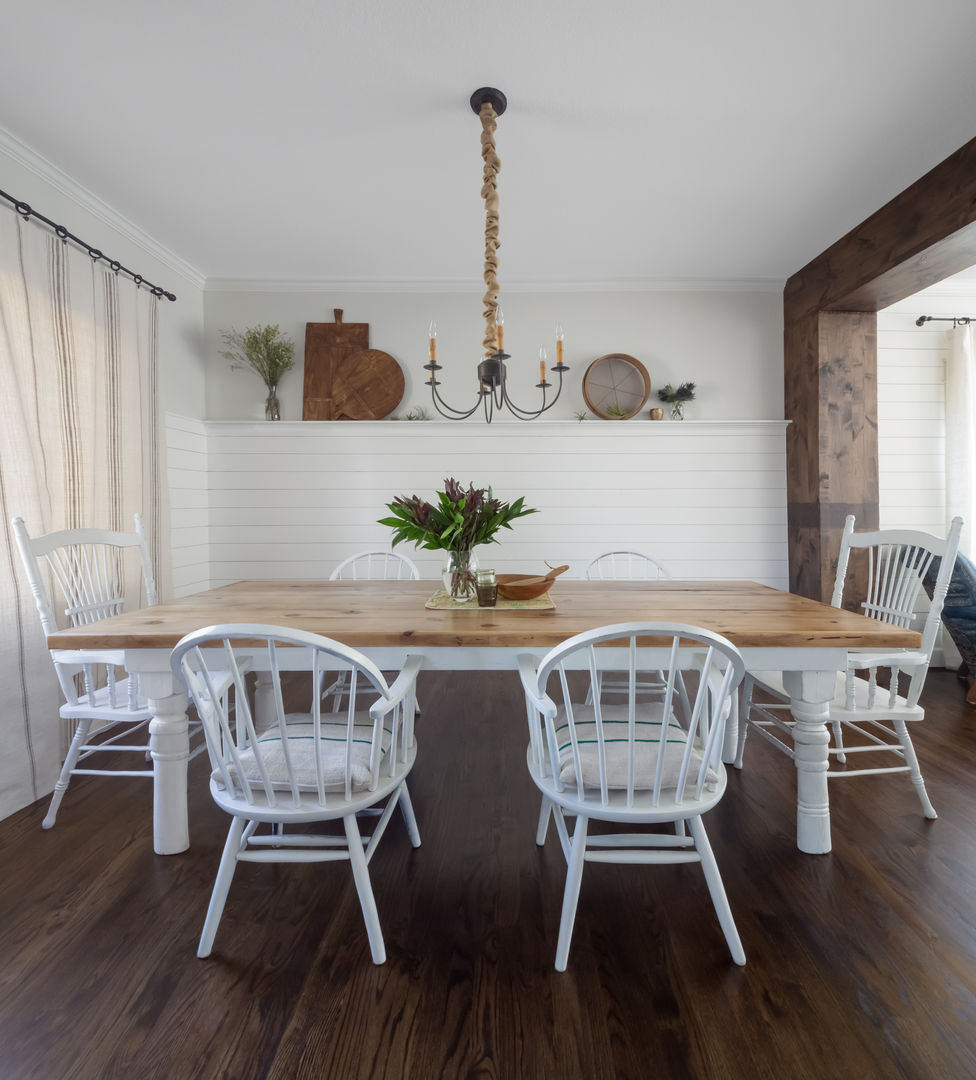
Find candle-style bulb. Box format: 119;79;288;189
555;323;564;367
496;307;505;327
495;306;504;351
539;345;548;383
428;320;438;340
555;323;564;342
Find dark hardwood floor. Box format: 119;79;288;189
2;669;975;1080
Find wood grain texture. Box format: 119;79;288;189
1;668;975;1079
46;579;920;652
784;135;976;601
786;312;880;602
302;309;371;421
785;135;976;320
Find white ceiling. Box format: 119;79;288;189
2;0;976;286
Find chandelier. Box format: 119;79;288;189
424;88;569;422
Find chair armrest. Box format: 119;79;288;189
371;654;425;719
517;654;554;715
846;650;928;672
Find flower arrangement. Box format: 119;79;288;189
220;324;295;419
379;478;537;599
657;381;696;419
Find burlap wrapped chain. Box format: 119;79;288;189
480;102;501;355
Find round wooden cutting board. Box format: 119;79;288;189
330;349;405;420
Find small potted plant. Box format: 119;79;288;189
220;324;295;420
657;381;696;420
379;478;536;601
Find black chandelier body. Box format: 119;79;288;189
424;346;570;422
423;88;569;423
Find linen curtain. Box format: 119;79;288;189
0;203;167;821
945;323;976;561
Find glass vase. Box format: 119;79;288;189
442;549;479;602
670;401;684;420
265;386;281;421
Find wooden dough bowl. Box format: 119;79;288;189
496;565;569;600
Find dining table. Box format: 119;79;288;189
46;578;921;857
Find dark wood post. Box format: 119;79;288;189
785;135;976;600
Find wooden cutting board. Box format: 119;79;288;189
302;309;405;420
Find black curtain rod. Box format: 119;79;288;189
0;187;176;301
915;315;973;326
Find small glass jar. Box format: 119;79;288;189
474;568;498;607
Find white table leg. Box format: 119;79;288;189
141;672;190;855
783;669;838;855
254;670;275;732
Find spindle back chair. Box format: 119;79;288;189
519;621;746;971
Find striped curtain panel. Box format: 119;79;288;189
0;203;167;821
946;323;976;561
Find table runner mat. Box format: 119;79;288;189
425;590;555;611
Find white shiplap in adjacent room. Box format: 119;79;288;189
878;275;976;667
171;418;789;590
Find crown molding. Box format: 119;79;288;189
0;126;206;291
203;276;785;294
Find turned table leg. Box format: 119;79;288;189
783;670;838;855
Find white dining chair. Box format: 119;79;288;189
583;550;671;582
533;548;689;846
322;550;422;711
171;623;422;964
330;550;421;582
519;621;746;971
735;515;963;819
582;550;675;702
12;514;164;828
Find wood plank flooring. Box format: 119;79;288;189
1;669;975;1079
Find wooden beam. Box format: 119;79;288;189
785;134;976;599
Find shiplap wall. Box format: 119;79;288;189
878;278;976;667
166;414;211;597
165;416;789;591
877;308;949;535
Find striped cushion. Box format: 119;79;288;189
216;715;389;795
554;704;714;790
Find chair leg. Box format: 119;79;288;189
555;813;589;972
398;781;422;848
344;814;386;964
831;719;847;764
198;816;247;958
536;796;552;846
894;718;937;819
689;816;745;966
42;717;95;829
733;676;754;769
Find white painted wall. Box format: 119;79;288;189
202;284;784;423
0;129;208;418
170;417;789;592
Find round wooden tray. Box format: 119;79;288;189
331;349;405;420
582;353;651;420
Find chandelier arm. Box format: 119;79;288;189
480;102;501;356
428;380;487;420
499;371;567;419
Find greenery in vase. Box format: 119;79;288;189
220;324;296;391
379;477;537;554
657;381;696;405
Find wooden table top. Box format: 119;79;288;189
47;579;923;653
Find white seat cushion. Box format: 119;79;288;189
553;704;716;790
216;714;390;795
